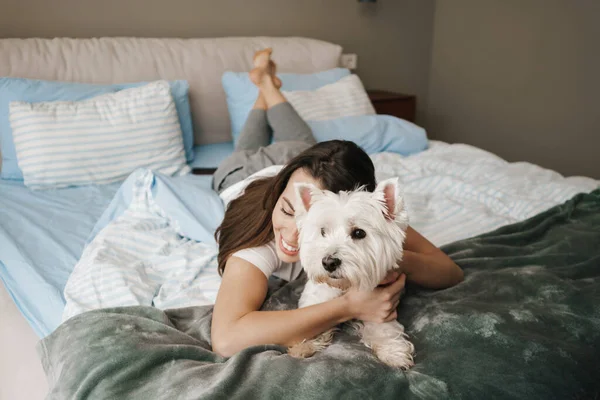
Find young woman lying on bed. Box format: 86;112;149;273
211;49;464;357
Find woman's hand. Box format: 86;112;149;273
343;273;406;323
379;270;401;286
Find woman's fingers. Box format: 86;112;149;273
384;297;401;313
384;310;398;322
379;270;400;286
385;273;406;294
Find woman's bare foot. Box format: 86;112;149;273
269;61;283;88
252;48;272;69
250;48;282;89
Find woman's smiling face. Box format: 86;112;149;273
271;168;322;263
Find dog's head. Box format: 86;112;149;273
294;177;409;292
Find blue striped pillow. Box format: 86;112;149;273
9;81;190;190
0;78;194;181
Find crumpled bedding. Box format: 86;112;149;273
38;188;600;400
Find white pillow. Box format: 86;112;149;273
282;74;375;122
9;81;190;189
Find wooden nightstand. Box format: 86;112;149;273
367;90;416;123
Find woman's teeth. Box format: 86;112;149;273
281;237;299;252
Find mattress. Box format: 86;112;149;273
1;280;48;400
1;141;598;400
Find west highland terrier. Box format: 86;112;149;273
288;177;415;370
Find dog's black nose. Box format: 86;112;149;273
322;256;342;272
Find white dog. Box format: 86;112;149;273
288;177;415;370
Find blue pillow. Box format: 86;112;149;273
222;68;350;143
0;78;194;181
308;115;429;156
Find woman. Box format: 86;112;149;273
211;49;463;357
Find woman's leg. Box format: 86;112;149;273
213;49;315;193
213;67;274;192
250;59;316;145
267;102;316;145
235;94;271;151
235;49;288;151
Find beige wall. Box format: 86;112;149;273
427;0;600;178
2;0;598;178
0;0;435;123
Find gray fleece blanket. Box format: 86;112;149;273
38;188;600;400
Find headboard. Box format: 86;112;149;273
0;36;343;145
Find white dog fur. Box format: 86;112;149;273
287;177;415;370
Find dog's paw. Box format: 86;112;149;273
287;341;319;358
359;321;415;370
287;330;335;359
371;335;415;370
373;344;415;370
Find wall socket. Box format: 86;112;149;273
340;53;358;70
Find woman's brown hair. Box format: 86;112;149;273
214;140;376;274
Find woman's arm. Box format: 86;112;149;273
400;226;464;289
211;256;405;357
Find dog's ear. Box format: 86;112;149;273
374;177;406;223
294;183;320;213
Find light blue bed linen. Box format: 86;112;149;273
0;179;123;337
87;170;224;249
0;146;221;337
189;142;235;169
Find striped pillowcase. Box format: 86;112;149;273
9;81;190;190
282;74;376;122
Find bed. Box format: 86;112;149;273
1;37;599;400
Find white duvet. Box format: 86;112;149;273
372;141;598;246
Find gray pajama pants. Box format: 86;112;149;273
213;102;316;193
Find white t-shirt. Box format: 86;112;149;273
231;240;303;282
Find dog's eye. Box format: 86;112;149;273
351;228;367;240
321;227;326;237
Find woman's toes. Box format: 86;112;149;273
253;48;272;68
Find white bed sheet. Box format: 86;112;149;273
372;141;598;247
2;140;598;400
